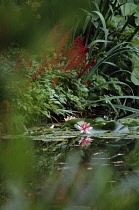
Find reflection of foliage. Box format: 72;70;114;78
1;135;139;209
125;142;139;170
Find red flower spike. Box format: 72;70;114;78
81;82;90;84
56;28;72;54
27;25;96;86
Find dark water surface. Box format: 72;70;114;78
1;121;139;208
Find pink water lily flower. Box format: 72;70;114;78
79;137;92;146
64;116;76;121
77;122;92;134
49;124;54;128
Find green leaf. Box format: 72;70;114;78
61;118;84;129
134;11;139;25
90;81;134;95
82;9;108;45
87;96;139;114
83;15;91;33
42;111;50;118
113;104;139;113
84;42;132;81
101;121;129;133
88;40;111;47
92;11;108;44
121;3;137;16
131;54;139;85
93;95;139;102
118;118;139;126
135;16;139;26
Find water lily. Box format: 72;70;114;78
49;124;54;128
64;116;76;121
77;122;92;133
79;136;92;146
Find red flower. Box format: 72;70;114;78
81;82;90;84
27;25;96;85
52;77;57;85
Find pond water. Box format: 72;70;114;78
30;126;137;180
1;118;139;208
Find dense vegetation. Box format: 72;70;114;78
1;0;139;130
1;0;139;209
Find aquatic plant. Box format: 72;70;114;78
64;116;76;121
79;136;92;146
76;121;92;134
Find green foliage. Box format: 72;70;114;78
1;0;139;125
72;0;139;70
0;48;91;125
68;0;139;117
131;53;139;85
0;2;41;49
2;1;139;209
